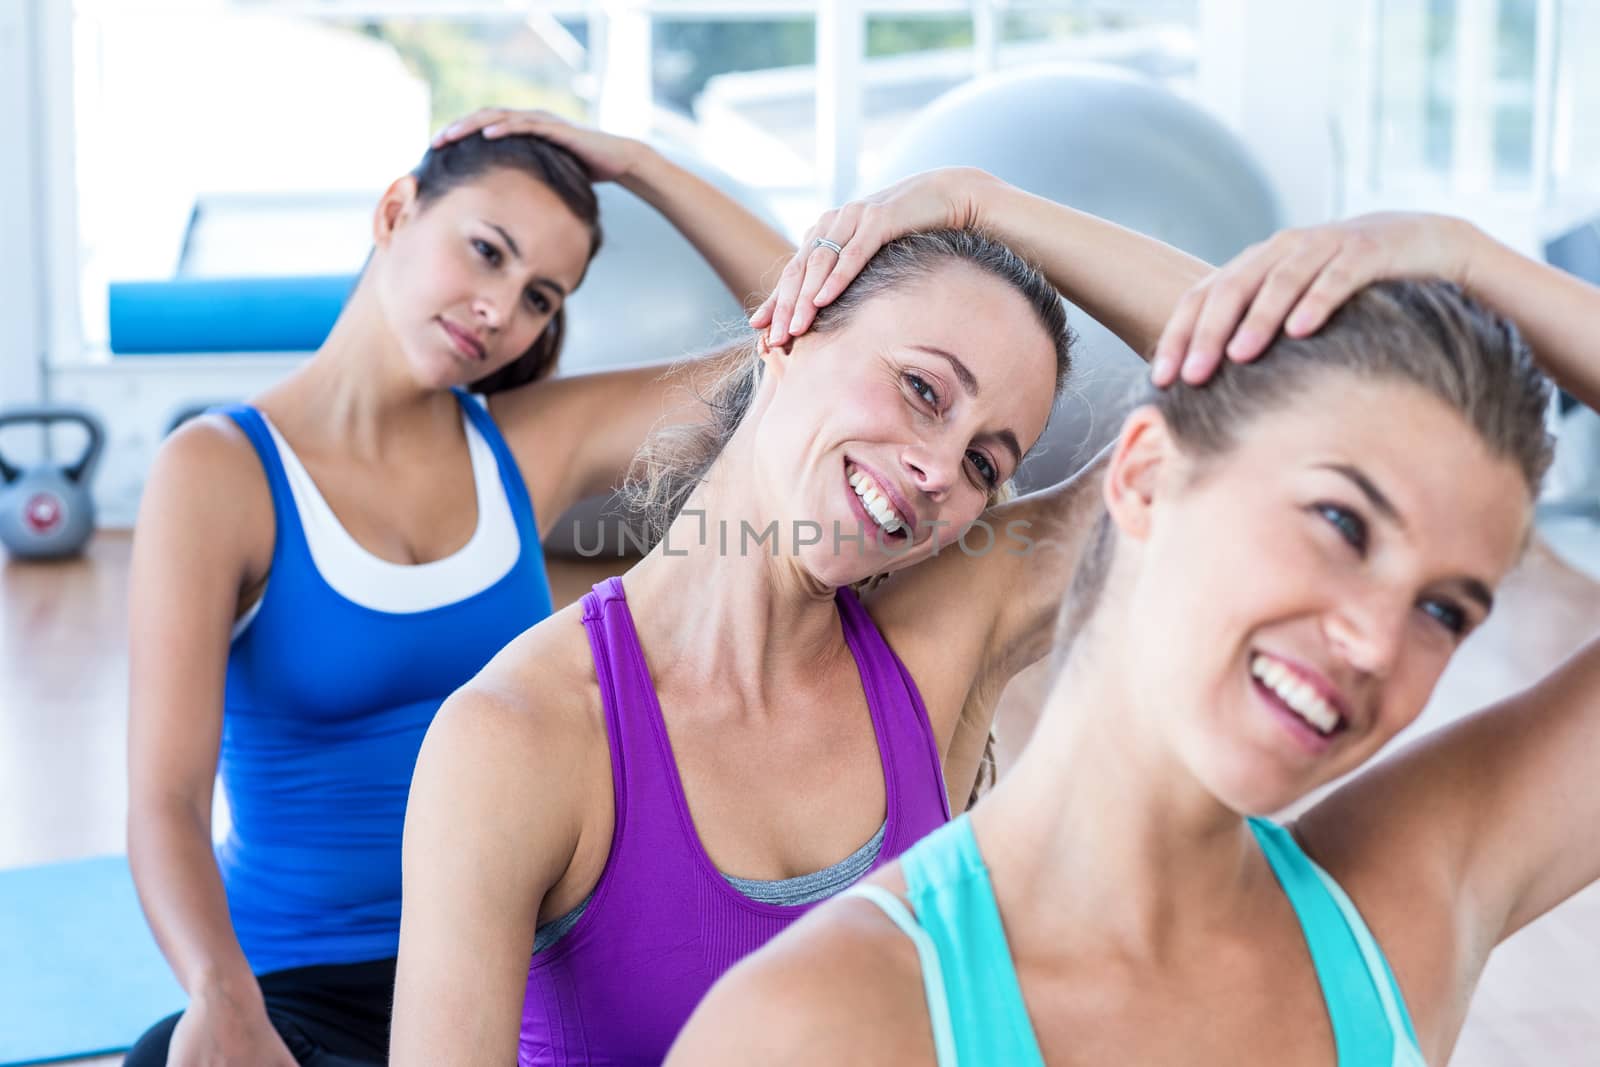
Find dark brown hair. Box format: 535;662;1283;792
1056;278;1555;653
410;132;603;394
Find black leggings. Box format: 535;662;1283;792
123;957;394;1066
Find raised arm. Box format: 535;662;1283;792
1152;210;1600;406
126;421;297;1066
755;167;1210;359
390;650;594;1065
489;342;748;531
440;110;793;518
437;108;793;309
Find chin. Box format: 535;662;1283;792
406;351;471;391
1191;752;1311;820
798;552;877;592
1220;766;1321;819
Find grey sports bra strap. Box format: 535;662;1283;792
842;885;959;1067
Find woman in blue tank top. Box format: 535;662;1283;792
124;109;793;1066
671;201;1600;1063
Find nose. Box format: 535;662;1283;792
1322;584;1409;680
471;286;512;332
900;442;960;505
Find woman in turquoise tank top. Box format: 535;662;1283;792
671;196;1600;1064
125;109;794;1066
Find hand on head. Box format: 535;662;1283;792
1151;213;1476;387
432;107;644;183
749;169;988;346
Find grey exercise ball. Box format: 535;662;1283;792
558;145;777;376
860;64;1283;492
542;145;778;557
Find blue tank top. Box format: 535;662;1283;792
217;391;553;974
848;814;1425;1066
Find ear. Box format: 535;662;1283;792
373;175;421;248
1102;405;1174;544
755;333;794;380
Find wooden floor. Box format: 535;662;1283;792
3;532;1598;1065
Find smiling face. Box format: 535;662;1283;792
748;261;1059;588
1102;375;1531;814
368;167;593;390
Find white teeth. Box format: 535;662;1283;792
847;465;904;534
1250;654;1341;736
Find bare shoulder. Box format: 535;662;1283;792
485;364;681;512
667;870;937;1066
135;413;275;583
148;413;270;507
413;601;609;885
864;458;1107;747
872;457;1106;647
435;599;607;783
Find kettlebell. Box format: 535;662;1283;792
0;407;105;560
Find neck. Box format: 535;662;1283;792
274;276;459;460
974;633;1269;963
624;442;857;714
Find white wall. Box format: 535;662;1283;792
1197;0;1338;226
0;0;46;411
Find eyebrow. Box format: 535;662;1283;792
1458;578;1496;614
1319;462;1495;613
908;344;1023;469
486;222;522;261
911;344;980;397
485;221;569;298
1319;463;1405;530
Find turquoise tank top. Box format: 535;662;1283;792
846;814;1425;1066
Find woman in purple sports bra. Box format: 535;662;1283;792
391;170;1218;1065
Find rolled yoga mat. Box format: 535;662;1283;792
0;856;184;1065
109;274;356;354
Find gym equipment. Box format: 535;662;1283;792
0;855;185;1064
0;407;105;560
1538;218;1599;524
110;274;356;354
860;64;1284;492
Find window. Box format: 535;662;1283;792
1355;0;1580;200
68;1;592;350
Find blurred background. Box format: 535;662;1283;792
2;0;1597;522
2;3;1599;1064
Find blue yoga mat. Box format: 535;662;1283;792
109;274;356;355
0;856;185;1065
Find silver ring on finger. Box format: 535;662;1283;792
813;237;844;255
